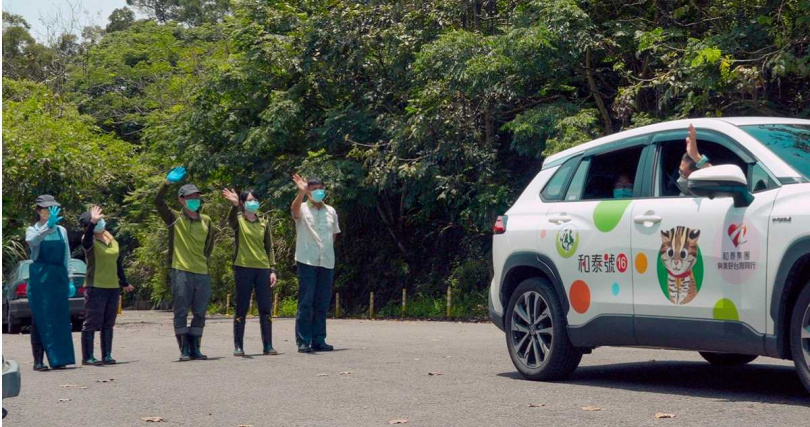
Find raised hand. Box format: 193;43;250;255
222;188;240;206
292;174;308;194
166;166;187;183
47;206;63;228
90;205;104;224
685;124;700;162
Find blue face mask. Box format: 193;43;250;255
310;189;326;203
94;218;106;233
185;199;201;212
245;200;260;213
613;188;633;199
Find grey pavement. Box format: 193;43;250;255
2;311;808;426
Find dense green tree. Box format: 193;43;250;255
2;12;55;82
107;7;136;33
3;0;808;313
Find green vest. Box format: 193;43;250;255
170;210;211;274
86;236;120;289
234;215;271;269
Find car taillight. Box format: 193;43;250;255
76;286;87;296
493;216;507;234
14;282;28;298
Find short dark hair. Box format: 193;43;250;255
682;153;698;171
307;177;325;187
240;189;258;203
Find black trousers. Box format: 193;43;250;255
82;287;120;332
234;266;272;319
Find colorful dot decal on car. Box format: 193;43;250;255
593;200;632;233
713;298;739;321
635;252;648;274
555;225;579;258
611;282;620;296
569;280;591;314
540;229;547;239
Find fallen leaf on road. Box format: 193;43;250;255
317;373;329;377
428;372;442;376
582;406;604;411
654;413;676;419
58;398;71;403
340;371;354;375
528;404;545;408
59;384;87;389
141;417;164;422
389;419;409;424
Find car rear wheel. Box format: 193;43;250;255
698;352;758;366
6;311;21;335
790;282;810;394
505;277;582;381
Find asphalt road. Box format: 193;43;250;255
2;311;808;426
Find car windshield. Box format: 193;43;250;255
740;124;810;180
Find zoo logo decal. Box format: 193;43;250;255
656;226;704;305
556;224;579;258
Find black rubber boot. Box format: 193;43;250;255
189;334;207;360
31;335;49;371
260;314;278;355
312;342;334;352
233;317;245;357
101;328;116;364
81;331;102;366
177;334;191;361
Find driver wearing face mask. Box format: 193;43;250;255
155;166;215;362
613;174;634;199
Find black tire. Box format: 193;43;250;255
789;282;810;395
504;277;582;381
7;320;21;335
698;352;758;366
71;318;84;332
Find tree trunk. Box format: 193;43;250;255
585;47;613;135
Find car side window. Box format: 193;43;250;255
578;145;644;201
565;159;590;201
656;137;751;197
541;156;579;201
750;163;777;193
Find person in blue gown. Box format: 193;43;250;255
24;195;76;371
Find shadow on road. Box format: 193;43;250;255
498;360;809;405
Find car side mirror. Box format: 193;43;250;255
687;164;754;208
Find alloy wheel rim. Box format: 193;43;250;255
510;291;553;369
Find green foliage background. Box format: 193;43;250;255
3;1;808;317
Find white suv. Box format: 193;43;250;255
489;117;810;394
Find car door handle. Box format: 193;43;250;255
633;214;662;224
548;216;571;225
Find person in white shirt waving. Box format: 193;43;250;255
291;174;341;353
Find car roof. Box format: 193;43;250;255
544;117;810;167
12;259;87;281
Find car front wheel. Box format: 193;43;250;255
505;277;582;381
790;282;810;394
